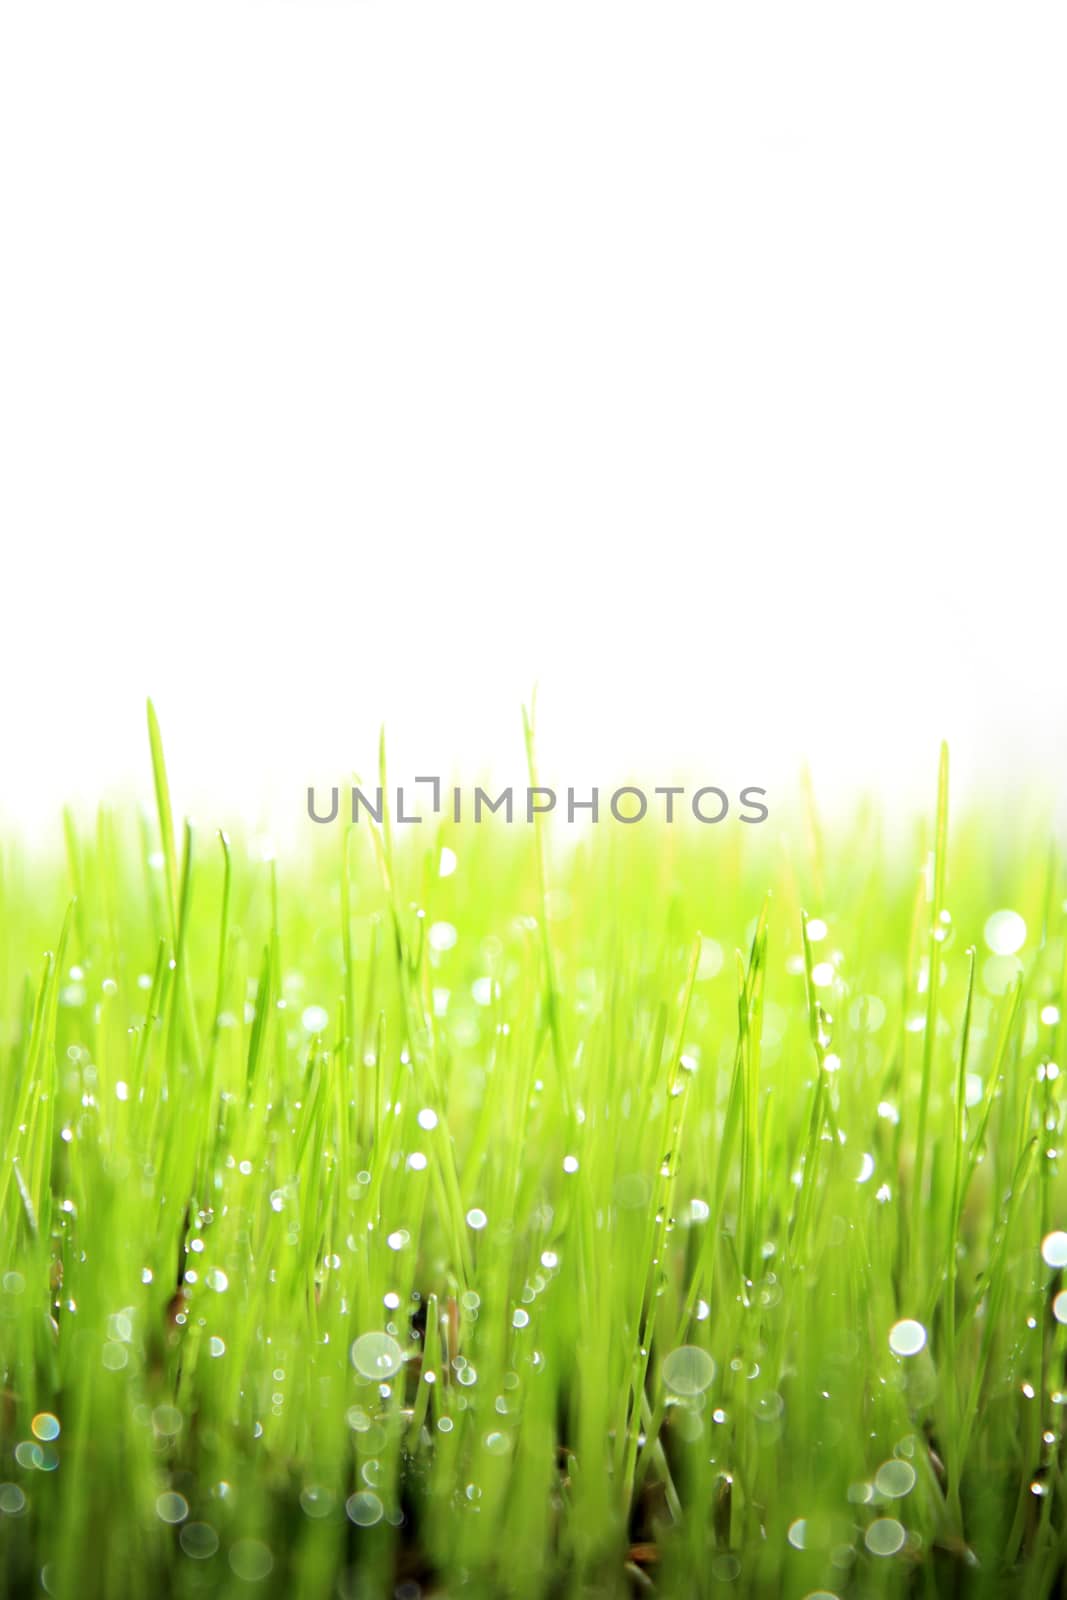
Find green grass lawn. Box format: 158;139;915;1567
2;712;1065;1598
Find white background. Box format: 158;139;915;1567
2;2;1065;838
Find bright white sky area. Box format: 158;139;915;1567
2;2;1065;841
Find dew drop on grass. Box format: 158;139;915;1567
205;1269;229;1292
228;1539;273;1581
300;1486;335;1519
754;1391;785;1421
1053;1291;1067;1325
662;1345;716;1396
865;1518;906;1556
153;1405;183;1437
346;1491;383;1527
301;1005;329;1033
417;1108;438;1131
874;1459;916;1498
428;922;457;953
438;846;457;878
179;1522;219;1560
888;1319;927;1357
466;1208;488;1231
156;1492;189;1524
30;1415;59;1442
984;910;1026;956
350;1332;404;1381
1042;1232;1067;1268
787;1518;807;1549
850;993;887;1033
0;1482;27;1515
856;1153;875;1184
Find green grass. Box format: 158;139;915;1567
2;709;1066;1598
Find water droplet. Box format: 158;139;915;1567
1042;1231;1067;1268
466;1208;488;1231
888;1319;926;1357
346;1491;383;1526
153;1405;183;1437
754;1391;784;1421
428;922;457;953
788;1517;808;1549
301;1005;329;1033
698;939;724;980
864;1518;906;1556
31;1415;59;1442
874;1459;916;1498
156;1492;189;1524
984;910;1027;956
351;1332;404;1380
661;1345;716;1396
180;1522;219;1559
228;1539;273;1581
0;1482;27;1516
300;1486;335;1519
